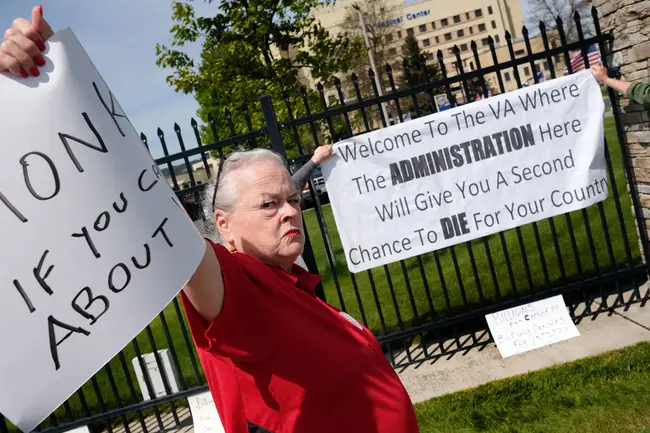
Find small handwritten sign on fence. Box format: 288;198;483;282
187;392;225;433
485;295;580;358
0;29;205;431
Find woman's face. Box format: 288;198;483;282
216;160;305;270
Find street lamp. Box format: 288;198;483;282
352;3;391;125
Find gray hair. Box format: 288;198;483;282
200;148;287;237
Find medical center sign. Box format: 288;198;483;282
322;71;607;273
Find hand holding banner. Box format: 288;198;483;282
322;70;606;273
0;29;205;431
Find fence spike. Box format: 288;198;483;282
539;21;547;32
157;127;164;138
522;25;529;36
351;72;359;83
591;5;599;20
190;117;197;128
573;10;581;21
505;30;512;41
316;82;325;92
368;67;375;78
385;63;393;74
452;45;460;55
333;76;342;87
470;40;477;50
174;122;181;133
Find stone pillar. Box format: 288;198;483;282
593;0;650;248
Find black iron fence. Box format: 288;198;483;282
3;7;649;433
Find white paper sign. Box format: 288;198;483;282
187;392;225;433
485;295;580;357
322;70;606;273
0;29;205;431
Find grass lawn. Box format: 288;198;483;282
415;342;650;433
303;116;641;335
4;117;641;431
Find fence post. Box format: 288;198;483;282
259;95;326;301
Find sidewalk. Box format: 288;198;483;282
399;293;650;404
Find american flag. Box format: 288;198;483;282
563;44;601;75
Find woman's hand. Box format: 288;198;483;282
311;144;334;165
0;5;54;78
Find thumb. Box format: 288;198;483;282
31;5;43;30
31;5;54;40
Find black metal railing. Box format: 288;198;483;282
3;7;649;433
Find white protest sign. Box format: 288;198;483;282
0;29;205;431
485;295;580;357
187;392;225;433
322;70;606;273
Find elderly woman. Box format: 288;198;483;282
1;7;420;433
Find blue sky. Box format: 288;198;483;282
1;0;215;159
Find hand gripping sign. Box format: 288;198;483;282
0;29;205;431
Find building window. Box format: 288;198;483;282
515;49;525;56
407;28;415;36
544;61;550;70
431;21;436;29
444;32;452;41
466;12;471;20
457;29;465;37
488;5;493;14
419;24;427;32
491;20;497;29
427;52;434;60
386;33;393;42
478;23;486;32
495;34;500;43
481;37;489;46
397;30;402;38
475;9;483;17
470;26;474;34
535;64;541;73
423;38;431;47
435;35;440;43
523;66;530;76
388;47;397;56
505;71;511;81
453;15;461;23
470;61;475;70
441;18;449;26
460;43;468;52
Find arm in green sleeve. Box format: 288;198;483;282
627;82;650;109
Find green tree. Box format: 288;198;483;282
156;0;365;158
399;35;442;116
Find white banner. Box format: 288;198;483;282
0;29;205;431
322;70;606;273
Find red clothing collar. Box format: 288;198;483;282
233;250;322;297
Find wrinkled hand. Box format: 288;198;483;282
311;144;334;165
0;5;54;78
591;65;609;84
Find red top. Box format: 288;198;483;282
181;240;420;433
